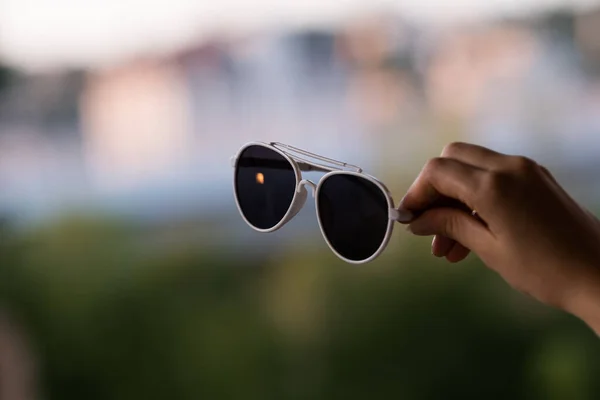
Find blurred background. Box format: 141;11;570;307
0;0;600;399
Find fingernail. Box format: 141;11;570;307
431;237;439;257
396;207;414;223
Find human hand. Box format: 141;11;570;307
398;142;600;334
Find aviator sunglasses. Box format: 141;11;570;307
231;142;405;264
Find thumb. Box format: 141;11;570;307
408;207;491;254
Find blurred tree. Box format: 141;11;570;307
0;218;598;400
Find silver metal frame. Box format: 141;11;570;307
231;141;402;264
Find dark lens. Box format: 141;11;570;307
317;174;389;262
235;145;297;230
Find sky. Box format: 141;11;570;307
0;0;599;71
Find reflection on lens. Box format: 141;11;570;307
317;174;389;262
235;145;297;230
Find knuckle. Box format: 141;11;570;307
424;157;445;174
480;156;539;199
508;155;537;174
441;142;466;157
481;170;512;198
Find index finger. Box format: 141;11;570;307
441;142;507;170
399;157;484;214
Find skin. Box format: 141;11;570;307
396;142;600;335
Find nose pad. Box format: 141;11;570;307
287;186;308;220
298;179;317;198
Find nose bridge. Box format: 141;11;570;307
298;179;317;197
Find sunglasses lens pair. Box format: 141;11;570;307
235;145;390;262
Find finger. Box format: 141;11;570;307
399;157;484;214
441;142;507;170
432;235;454;257
408;207;492;255
445;242;471;263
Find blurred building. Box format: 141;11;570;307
425;24;538;120
340;16;422;132
2;9;600;221
0;70;87;218
81;58;193;192
575;7;600;76
0;70;83;136
177;31;369;160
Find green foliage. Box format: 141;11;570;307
0;217;597;399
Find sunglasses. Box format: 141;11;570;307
231;142;403;264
